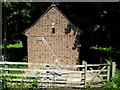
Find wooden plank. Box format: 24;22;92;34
6;79;67;83
0;61;111;68
7;82;84;88
102;79;108;82
1;74;67;80
107;61;111;81
82;61;85;71
0;61;85;68
87;70;107;72
0;74;40;77
89;64;111;66
61;64;84;68
5;64;8;74
0;62;57;66
6;79;41;82
1;74;69;81
112;62;116;77
0;72;83;78
6;79;84;84
0;68;84;74
89;84;106;88
99;74;107;77
84;61;87;88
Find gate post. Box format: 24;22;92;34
82;61;85;71
112;62;116;77
107;61;111;82
5;61;8;74
84;61;87;88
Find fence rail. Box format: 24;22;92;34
0;61;111;67
0;61;116;88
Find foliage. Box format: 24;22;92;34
2;2;51;44
6;41;23;48
1;40;23;49
8;64;27;74
2;2;120;65
2;2;120;46
59;3;120;64
93;24;101;32
23;56;28;62
8;64;28;68
90;45;112;52
104;69;120;88
90;45;120;54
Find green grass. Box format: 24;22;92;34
1;64;43;89
1;64;28;77
0;41;23;49
2;64;28;74
8;64;28;68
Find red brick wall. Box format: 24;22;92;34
26;6;80;69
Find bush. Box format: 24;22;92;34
104;69;120;88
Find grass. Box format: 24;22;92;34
0;64;64;89
0;41;23;49
1;64;41;89
1;64;28;75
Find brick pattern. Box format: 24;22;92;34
25;6;80;69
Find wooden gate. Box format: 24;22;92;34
83;60;111;88
0;60;116;88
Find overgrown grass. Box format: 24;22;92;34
104;69;120;88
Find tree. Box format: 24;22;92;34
2;2;120;65
2;2;51;44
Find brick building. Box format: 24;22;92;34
24;4;81;69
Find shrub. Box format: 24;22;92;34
104;69;120;88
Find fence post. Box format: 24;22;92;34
112;62;116;77
84;61;87;88
5;61;8;74
107;61;110;82
82;61;85;71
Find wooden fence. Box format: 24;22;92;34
0;60;116;88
